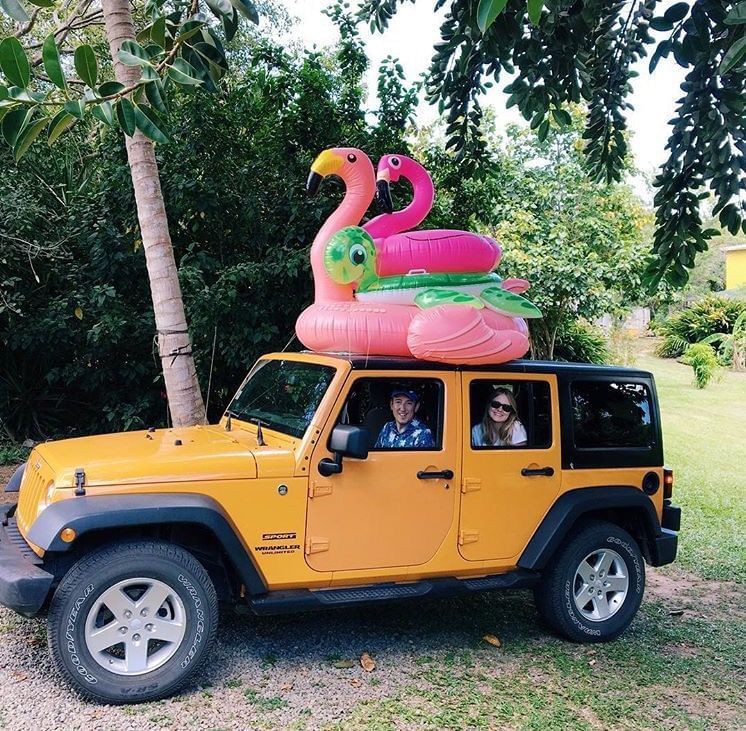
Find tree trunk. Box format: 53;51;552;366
101;0;205;426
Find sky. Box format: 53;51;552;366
278;0;687;198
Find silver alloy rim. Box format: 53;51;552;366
572;548;629;622
84;577;187;676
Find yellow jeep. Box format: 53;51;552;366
0;351;680;703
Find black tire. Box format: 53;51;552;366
533;520;645;643
48;540;218;704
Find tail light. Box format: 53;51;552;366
663;467;674;499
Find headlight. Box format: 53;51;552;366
42;482;56;509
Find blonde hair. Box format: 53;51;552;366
481;387;519;445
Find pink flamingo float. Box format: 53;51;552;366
365;153;530;294
296;147;538;364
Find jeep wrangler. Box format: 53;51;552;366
0;352;680;703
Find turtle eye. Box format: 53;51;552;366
349;244;367;266
391;157;400;167
347;153;357;163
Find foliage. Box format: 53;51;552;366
700;310;746;369
359;0;746;290
655;295;746;357
0;439;29;465
682;341;720;387
553;319;610;364
0;31;418;441
0;0;262;156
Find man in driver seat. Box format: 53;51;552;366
375;388;434;449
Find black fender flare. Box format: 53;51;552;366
518;486;662;571
27;493;266;595
4;463;26;493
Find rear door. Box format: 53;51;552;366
459;372;561;562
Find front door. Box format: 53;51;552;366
306;372;458;573
459;373;561;562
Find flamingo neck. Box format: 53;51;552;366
364;162;435;239
311;170;375;303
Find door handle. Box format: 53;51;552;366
521;466;555;477
417;469;454;480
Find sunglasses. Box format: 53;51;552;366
490;400;514;413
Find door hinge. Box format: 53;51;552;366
305;537;330;555
308;482;333;499
461;478;482;494
459;529;480;545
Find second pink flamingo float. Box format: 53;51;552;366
296;147;538;364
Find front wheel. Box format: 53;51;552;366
534;520;645;642
48;540;218;703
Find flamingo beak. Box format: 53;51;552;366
307;149;345;195
376;179;394;213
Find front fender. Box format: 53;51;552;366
27;493;266;594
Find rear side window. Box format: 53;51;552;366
572;381;653;449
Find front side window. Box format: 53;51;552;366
572;381;653;449
469;380;552;449
227;359;336;438
337;377;444;450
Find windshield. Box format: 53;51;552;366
226;359;336;438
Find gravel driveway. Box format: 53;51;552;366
0;591;528;731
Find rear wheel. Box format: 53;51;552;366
534;520;645;642
48;540;218;703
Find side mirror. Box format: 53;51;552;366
318;425;370;476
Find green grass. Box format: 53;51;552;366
637;348;746;582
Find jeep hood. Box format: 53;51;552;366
35;425;263;488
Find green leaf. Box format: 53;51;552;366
222;7;239;41
47;109;76;144
649;17;674;31
133;102;169;143
205;0;232;18
551;108;572;126
0;0;29;23
27;0;54;6
145;77;168;115
537;119;550;142
167;58;202;86
90;101;115;127
663;2;689;23
0;86;6;101
14;115;48;160
720;35;746;74
1;106;32;146
97;80;125;97
151;16;167;47
63;99;85;119
178;20;206;42
42;35;66;90
725;2;746;25
527;0;542;25
74;44;98;87
229;0;258;24
477;0;508;33
7;86;46;103
118;40;151;67
0;37;30;89
116;97;136;135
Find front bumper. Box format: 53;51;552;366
0;503;54;617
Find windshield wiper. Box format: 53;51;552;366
224;408;241;432
250;417;267;446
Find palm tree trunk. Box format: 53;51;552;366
101;0;205;426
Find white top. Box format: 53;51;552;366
471;421;528;447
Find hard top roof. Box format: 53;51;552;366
290;352;654;379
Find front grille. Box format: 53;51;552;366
16;452;53;536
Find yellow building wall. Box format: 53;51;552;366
726;248;746;290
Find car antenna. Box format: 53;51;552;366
253;418;265;446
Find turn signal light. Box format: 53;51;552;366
60;527;77;543
663;468;674;499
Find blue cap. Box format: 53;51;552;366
390;389;419;402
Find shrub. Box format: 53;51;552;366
682;343;720;389
656;296;746;358
552;320;610;364
0;441;31;466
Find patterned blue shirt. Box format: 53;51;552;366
375;418;435;449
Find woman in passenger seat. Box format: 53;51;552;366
472;387;527;447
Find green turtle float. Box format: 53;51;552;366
323;226;542;318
